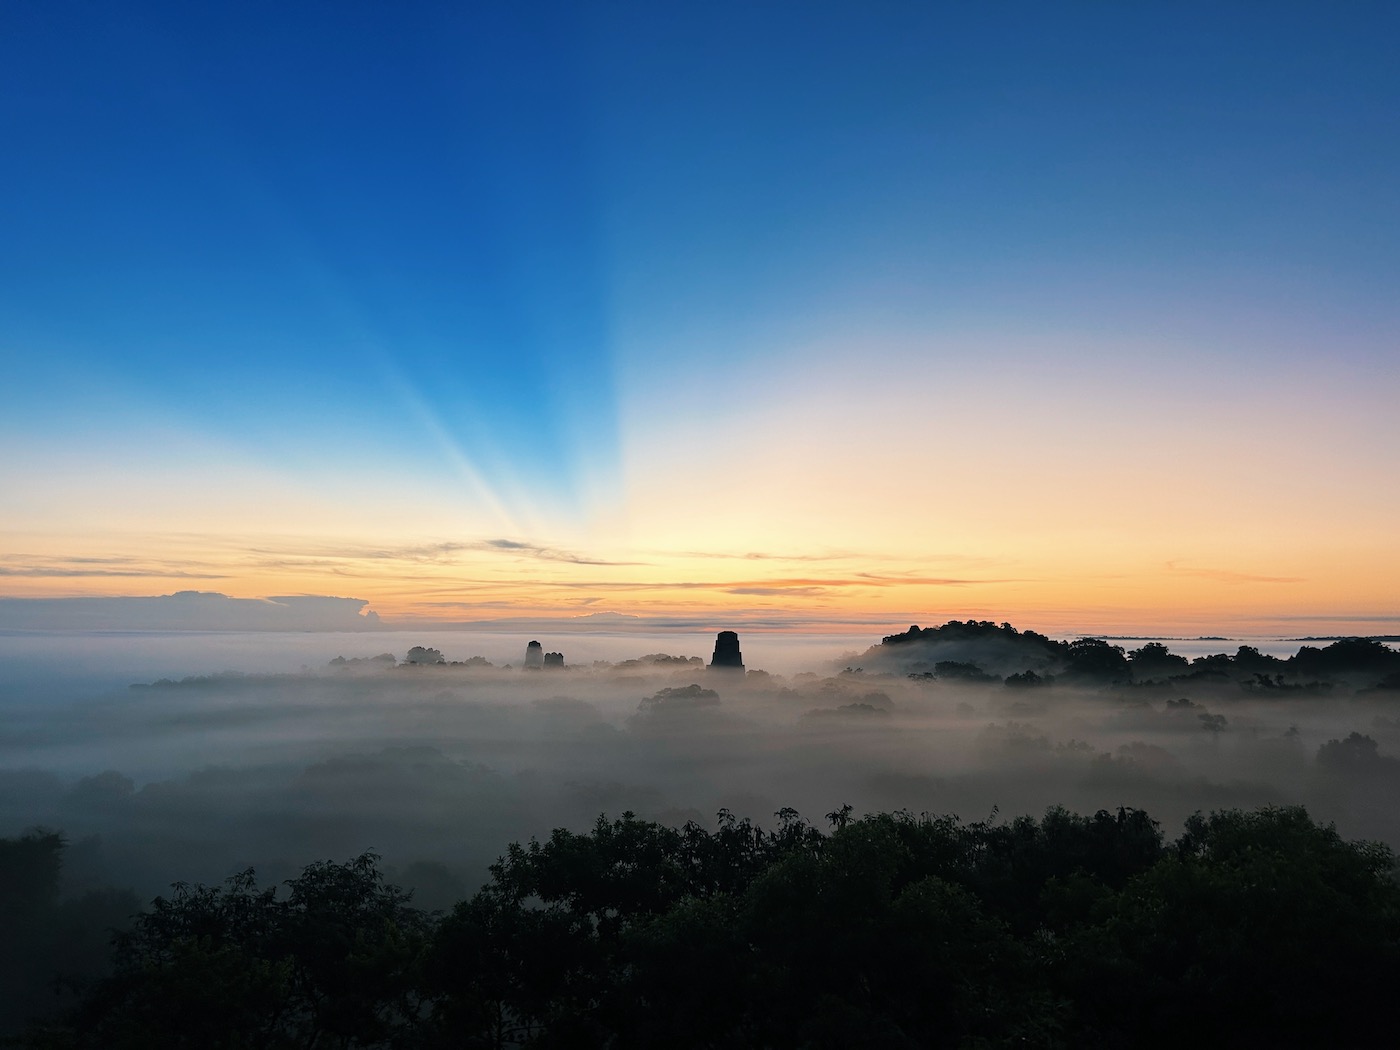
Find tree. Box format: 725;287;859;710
1;830;67;1034
75;853;431;1049
1;830;140;1038
1062;638;1131;683
39;804;1400;1048
1128;641;1189;680
1292;638;1400;680
1071;807;1400;1047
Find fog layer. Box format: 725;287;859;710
3;629;1399;909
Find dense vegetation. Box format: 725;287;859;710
7;803;1398;1048
876;620;1400;688
0;831;140;1038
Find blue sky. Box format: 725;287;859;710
4;3;613;507
2;2;1397;630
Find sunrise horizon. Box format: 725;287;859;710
5;6;1400;1040
5;4;1397;644
1;581;1393;641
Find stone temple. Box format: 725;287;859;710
709;630;744;670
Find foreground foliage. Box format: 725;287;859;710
0;831;140;1037
10;804;1399;1048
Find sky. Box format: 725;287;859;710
2;1;1397;635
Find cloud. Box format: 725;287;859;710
728;587;830;597
245;538;643;569
670;549;857;563
0;555;229;580
664;549;1007;567
501;573;1014;594
411;601;529;610
1274;614;1400;624
0;592;381;632
852;573;1017;587
480;539;640;566
0;567;229;579
1166;564;1305;584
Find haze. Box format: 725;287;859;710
1;627;1394;914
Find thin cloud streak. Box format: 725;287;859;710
245;538;643;568
480;539;641;566
0;553;230;580
728;587;830;597
662;549;1008;567
0;568;230;579
1167;564;1306;585
528;575;1017;591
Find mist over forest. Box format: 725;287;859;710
5;621;1400;906
6;620;1400;1044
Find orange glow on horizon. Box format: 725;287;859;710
2;524;1393;639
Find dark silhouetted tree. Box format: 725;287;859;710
1063;637;1131;683
74;853;430;1049
1128;641;1189;680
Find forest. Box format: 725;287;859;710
868;620;1400;690
4;801;1399;1048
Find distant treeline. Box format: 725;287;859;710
6;802;1399;1048
877;619;1400;690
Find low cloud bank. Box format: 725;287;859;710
0;592;380;632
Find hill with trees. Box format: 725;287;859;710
862;619;1400;690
